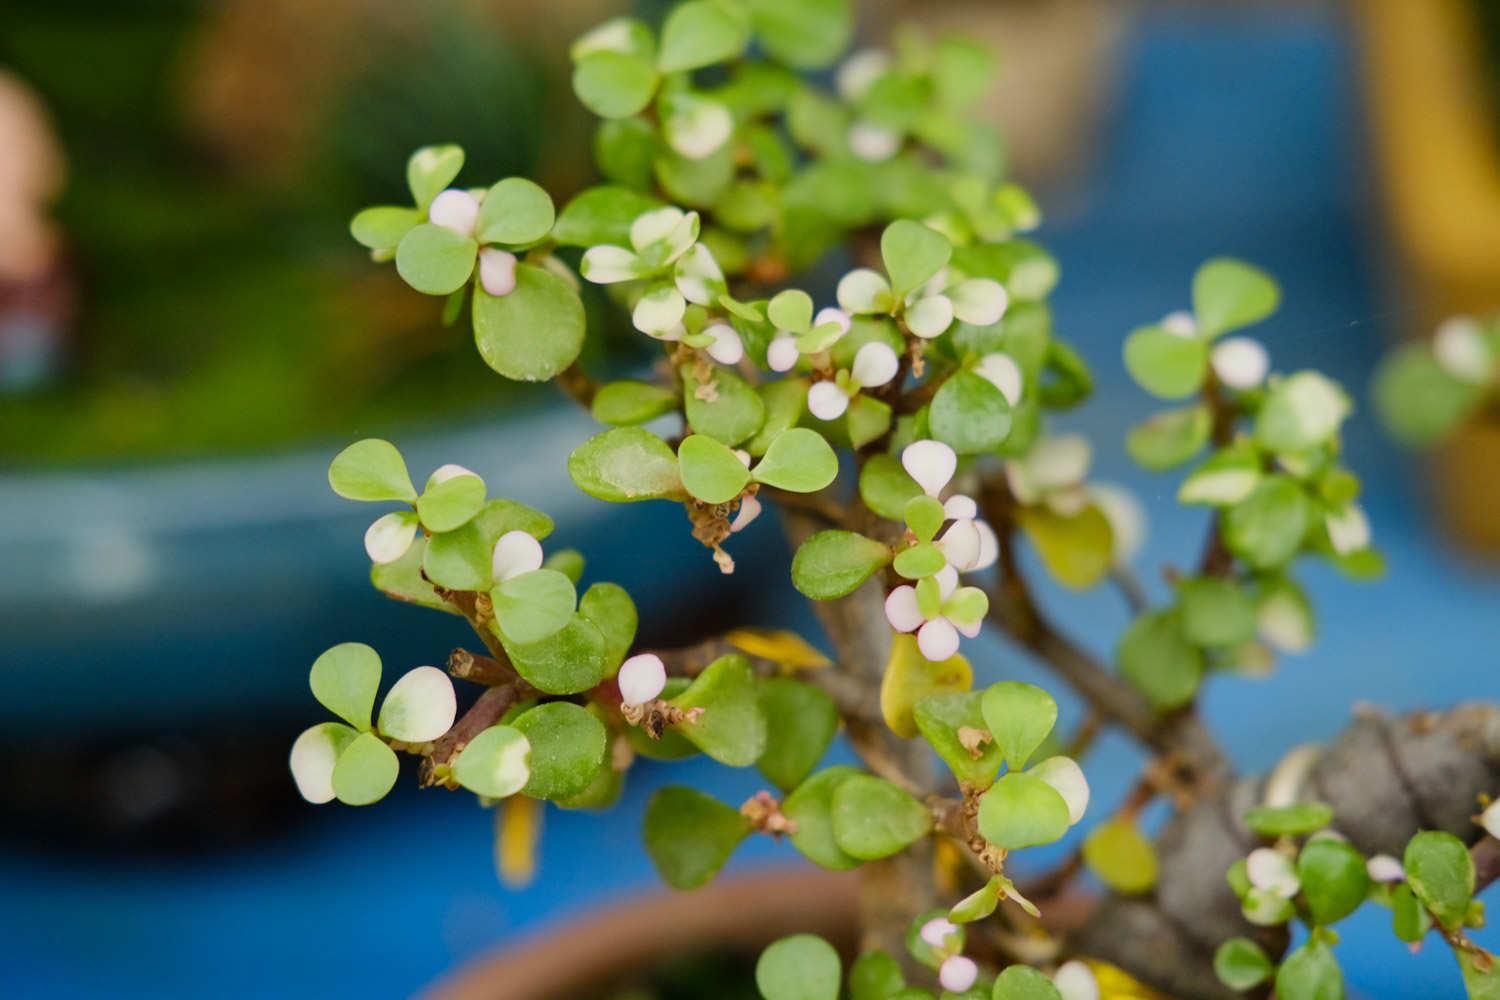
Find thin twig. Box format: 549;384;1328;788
979;477;1230;787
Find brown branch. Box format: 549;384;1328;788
556;361;600;410
779;507;942;967
759;486;850;528
1196;373;1238;579
420;684;529;785
447;648;513;686
981;482;1229;786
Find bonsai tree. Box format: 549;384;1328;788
289;3;1500;997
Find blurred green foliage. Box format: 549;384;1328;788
0;0;628;464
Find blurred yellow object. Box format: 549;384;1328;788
1357;0;1500;553
1357;0;1500;324
725;627;833;671
1086;958;1176;1000
495;793;541;888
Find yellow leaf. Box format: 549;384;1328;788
495;794;542;888
727;628;832;671
1082;817;1159;895
1087;958;1176;1000
880;633;972;738
1017;503;1114;590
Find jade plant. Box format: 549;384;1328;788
289;3;1500;998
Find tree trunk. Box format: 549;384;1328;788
1075;704;1500;999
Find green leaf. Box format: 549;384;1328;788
1298;838;1372;926
452;724;531;798
1193;258;1280;336
659;0;749;72
1214;938;1273;991
905;496;946;543
1392;883;1430;943
420;496;551;592
683;364;767;445
991;966;1062;1000
595;116;659;189
511;702;607;801
746;379;808;455
310;642;382;730
570;427;684;502
395;223;477;296
678;433;753;503
371;537;459;614
473;263;586;382
1123;325;1209;399
476;177;555;246
669;654;767;766
1274;939;1343;1000
290;722;359;803
553;185;663;247
330;732;400;806
416;472;486;532
846;394;893;450
831;774;932;860
784;766;863;870
578;582;638;672
1178;445;1262;506
329;439;417;503
1373;344;1483;446
1405;830;1476;930
406;145;464;211
1083;818;1158;894
930;370;1012;454
501;615;610;695
351;206;421;251
643;785;750;889
1016;504;1113;590
1117;610;1203;710
491;568;577;645
757;934;842;1000
1224;476;1312;569
978;773;1070;849
1256;372;1352;454
573;50;658;119
881;220;952;300
543;548;585;583
753;427;839;492
1177;577;1257;648
860;453;923;519
757;678;838;791
914;691;1003;789
1244;801;1334;837
1458;947;1500;1000
592;380;680;426
980;681;1057;771
791;531;892;600
747;0;851;68
768;288;814;332
891;541;951;581
1126;404;1212;471
849;950;905;1000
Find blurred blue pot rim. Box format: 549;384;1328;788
0;400;607;607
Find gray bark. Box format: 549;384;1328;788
1076;704;1500;999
